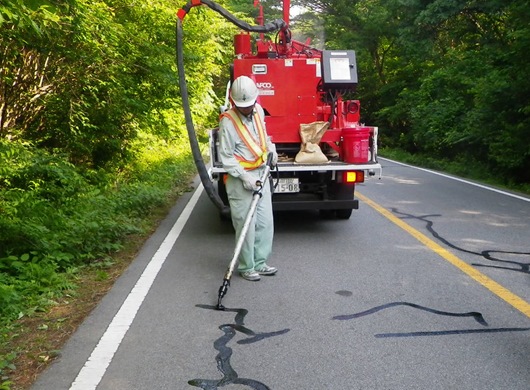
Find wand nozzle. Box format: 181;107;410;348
216;279;230;310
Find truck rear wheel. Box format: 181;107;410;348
217;175;231;221
218;176;228;205
334;183;355;219
319;209;336;219
336;208;353;219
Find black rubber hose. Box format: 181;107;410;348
176;18;230;216
181;0;287;33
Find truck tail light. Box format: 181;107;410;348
343;170;364;184
347;101;359;115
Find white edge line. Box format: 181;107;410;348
381;157;530;203
69;185;204;390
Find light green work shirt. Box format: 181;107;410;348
218;103;275;178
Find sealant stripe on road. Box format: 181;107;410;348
69;185;204;390
357;192;530;319
381;157;530;202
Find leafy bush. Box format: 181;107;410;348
0;136;197;323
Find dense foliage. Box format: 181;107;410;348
0;0;236;383
293;0;530;185
0;0;233;293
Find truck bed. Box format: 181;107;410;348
210;160;382;176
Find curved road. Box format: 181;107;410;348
32;158;530;389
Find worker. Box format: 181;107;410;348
218;75;278;281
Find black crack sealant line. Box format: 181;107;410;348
330;210;530;338
333;301;488;324
392;208;530;274
333;301;530;338
189;304;290;389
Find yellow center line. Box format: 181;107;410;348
357;192;530;319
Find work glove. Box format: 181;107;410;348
267;141;278;167
271;151;278;167
240;172;258;191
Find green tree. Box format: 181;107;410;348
1;0;237;167
294;0;530;183
0;0;239;318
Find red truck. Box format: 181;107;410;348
178;0;381;219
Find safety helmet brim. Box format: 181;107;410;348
232;98;257;108
230;75;258;108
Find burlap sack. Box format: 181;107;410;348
295;121;330;164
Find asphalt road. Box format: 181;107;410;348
32;158;530;390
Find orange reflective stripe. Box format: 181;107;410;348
221;110;265;157
253;111;267;150
221;109;267;169
235;153;266;170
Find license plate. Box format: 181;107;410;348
277;178;300;193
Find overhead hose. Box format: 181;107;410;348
175;0;287;216
178;0;287;33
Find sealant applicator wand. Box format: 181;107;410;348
215;153;273;311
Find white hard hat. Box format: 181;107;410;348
230;76;258;108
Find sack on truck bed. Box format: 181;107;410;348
295;121;330;164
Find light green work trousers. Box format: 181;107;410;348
226;167;274;273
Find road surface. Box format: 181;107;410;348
32;158;530;389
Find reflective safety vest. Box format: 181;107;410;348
221;109;268;170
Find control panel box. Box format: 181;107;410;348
321;50;358;91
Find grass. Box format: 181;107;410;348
0;137;199;389
0;204;185;390
379;148;530;196
0;204;184;389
